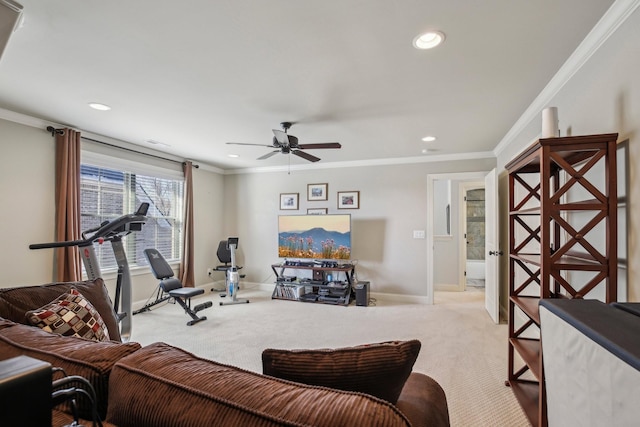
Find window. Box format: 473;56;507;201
80;163;184;271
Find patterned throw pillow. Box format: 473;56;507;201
26;288;110;341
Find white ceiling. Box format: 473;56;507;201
0;1;615;170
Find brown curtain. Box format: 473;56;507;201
179;161;195;287
55;128;82;282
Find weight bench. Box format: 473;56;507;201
135;248;212;326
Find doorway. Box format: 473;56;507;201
461;185;486;290
427;170;499;323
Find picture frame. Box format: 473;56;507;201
307;208;328;215
307;183;328;201
337;191;360;209
280;193;299;210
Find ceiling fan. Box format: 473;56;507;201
226;122;341;162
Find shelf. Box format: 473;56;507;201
511;296;540;325
510;206;541;216
511;253;542;266
511;252;609;270
554;199;607;211
272;263;354;272
511;198;608;215
504;133;618;174
510;338;542;380
507;133;618;426
508;380;540;427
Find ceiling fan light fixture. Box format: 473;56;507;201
413;31;445;49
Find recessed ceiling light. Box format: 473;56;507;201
413;31;445;49
88;102;111;111
228;154;239;158
421;136;437;142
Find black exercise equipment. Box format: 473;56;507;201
136;248;212;326
30;203;149;342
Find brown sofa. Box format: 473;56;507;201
0;279;449;426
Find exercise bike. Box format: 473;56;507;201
219;237;249;306
29;203;149;343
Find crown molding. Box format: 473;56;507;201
0;107;226;173
493;0;640;157
223;151;495;175
0;107;58;129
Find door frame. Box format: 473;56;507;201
427;171;490;304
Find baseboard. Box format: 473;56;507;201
434;283;462;292
131;282;453;310
257;283;433;304
369;291;431;304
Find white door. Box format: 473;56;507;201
484;168;500;323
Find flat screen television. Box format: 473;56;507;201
278;214;351;260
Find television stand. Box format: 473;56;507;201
270;262;355;306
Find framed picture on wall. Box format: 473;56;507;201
337;191;360;209
307;183;328;201
280;193;299;210
307;208;327;215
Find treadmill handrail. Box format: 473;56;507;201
29;203;149;250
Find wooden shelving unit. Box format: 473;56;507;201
505;133;618;426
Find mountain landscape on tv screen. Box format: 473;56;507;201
278;227;350;259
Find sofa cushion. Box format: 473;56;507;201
107;342;411;427
262;340;421;404
0;319;140;420
26;288;110;342
0;278;121;342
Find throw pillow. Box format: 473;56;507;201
26;288;110;342
262;339;421;404
0;278;122;342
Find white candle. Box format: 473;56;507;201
542;107;559;138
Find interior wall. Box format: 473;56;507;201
496;6;640;305
224;158;495;298
0;118;225;304
0;118;56;286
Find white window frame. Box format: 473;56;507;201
80;146;184;272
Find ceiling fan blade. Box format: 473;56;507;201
292;150;321;162
257;150;280;160
226;142;275;148
297;142;341;149
272;129;289;145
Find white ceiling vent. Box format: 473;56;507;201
0;0;23;62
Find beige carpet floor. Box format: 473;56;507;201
130;285;530;427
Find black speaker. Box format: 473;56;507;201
355;281;370;306
0;356;52;426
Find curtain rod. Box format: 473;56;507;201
46;126;199;168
